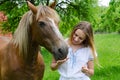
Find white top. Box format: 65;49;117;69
58;47;94;80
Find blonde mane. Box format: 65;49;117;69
12;11;32;58
36;5;60;24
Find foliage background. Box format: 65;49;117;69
0;0;120;80
0;0;120;34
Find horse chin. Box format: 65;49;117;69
53;50;68;61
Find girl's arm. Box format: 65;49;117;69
50;58;60;71
82;60;94;77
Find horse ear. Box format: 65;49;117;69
27;1;37;14
49;1;56;9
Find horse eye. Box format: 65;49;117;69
38;21;46;27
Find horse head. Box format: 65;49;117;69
27;1;68;61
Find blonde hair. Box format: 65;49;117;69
69;21;100;66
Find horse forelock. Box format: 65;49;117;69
12;11;32;58
36;5;60;24
36;5;63;41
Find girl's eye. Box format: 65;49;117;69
75;34;78;36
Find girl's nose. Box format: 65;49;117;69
74;37;79;41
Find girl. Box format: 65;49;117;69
50;21;98;80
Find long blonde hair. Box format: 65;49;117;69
69;21;100;66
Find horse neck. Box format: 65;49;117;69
25;41;39;65
12;37;39;66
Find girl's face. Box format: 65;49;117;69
72;29;86;45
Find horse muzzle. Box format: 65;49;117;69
52;45;68;61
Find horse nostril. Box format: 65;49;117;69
58;48;68;60
58;48;63;55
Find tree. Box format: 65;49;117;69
99;0;120;33
0;0;53;33
56;0;98;36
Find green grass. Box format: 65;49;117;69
41;48;59;80
92;33;120;80
41;33;120;80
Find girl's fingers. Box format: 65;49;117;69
57;57;69;64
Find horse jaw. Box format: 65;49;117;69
27;1;37;14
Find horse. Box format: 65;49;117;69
0;1;68;80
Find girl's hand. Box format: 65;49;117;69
50;57;69;71
81;66;94;76
81;61;94;76
56;58;69;65
81;66;89;74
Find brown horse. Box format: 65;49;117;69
0;1;68;80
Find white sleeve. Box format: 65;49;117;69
88;48;98;60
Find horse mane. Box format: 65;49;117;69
11;5;60;59
12;11;32;58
